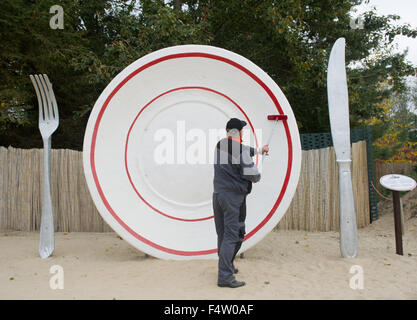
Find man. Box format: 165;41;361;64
213;118;269;288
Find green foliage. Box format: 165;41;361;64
0;0;101;148
1;0;416;149
370;82;417;161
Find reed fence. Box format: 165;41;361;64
276;140;370;231
0;142;370;232
0;147;112;232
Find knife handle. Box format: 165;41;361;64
337;160;358;258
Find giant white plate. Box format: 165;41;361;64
83;45;302;260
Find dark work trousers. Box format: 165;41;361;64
213;192;247;284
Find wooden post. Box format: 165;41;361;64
400;198;404;236
392;191;403;255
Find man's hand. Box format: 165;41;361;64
261;145;269;155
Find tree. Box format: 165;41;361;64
0;0;114;149
184;0;417;132
1;0;416;149
368;81;417;162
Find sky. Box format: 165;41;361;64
353;0;417;67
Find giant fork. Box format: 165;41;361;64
30;74;59;259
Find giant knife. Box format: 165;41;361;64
327;37;358;258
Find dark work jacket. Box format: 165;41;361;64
213;138;261;195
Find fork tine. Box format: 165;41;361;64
43;74;59;120
38;75;52;121
40;74;54;120
35;74;50;121
30;75;44;121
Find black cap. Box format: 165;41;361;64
226;118;247;131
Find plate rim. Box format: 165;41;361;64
83;44;301;259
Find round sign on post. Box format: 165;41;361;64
380;174;416;256
380;174;417;192
83;45;302;260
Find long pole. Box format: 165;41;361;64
392;190;403;255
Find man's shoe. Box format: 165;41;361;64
218;280;246;288
233;267;238;274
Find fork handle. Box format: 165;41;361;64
39;137;54;259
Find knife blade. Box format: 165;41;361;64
328;38;351;161
327;37;358;258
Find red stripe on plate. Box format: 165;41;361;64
90;52;292;256
124;86;259;222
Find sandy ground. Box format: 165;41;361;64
1;200;417;300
